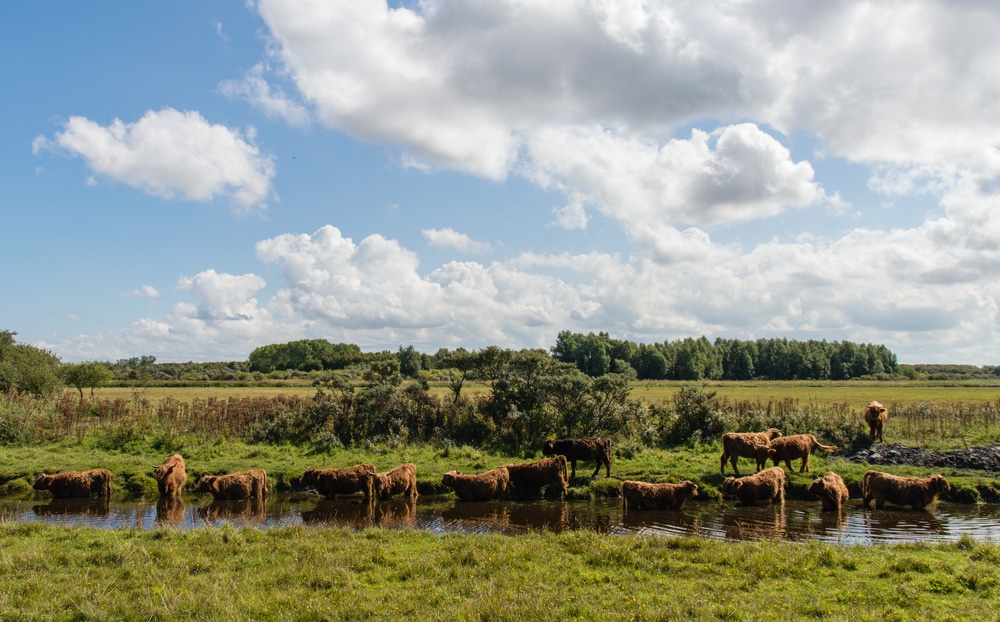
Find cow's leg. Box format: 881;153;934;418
569;460;577;478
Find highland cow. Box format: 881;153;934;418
721;466;786;506
864;401;888;443
720;428;783;475
32;468;112;499
194;470;267;500
302;464;376;499
752;444;778;472
862;470;950;510
765;434;837;472
542;437;612;478
373;463;419;500
441;467;509;501
809;471;850;512
621;480;699;512
153;453;186;498
504;455;569;498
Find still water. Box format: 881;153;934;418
3;494;999;545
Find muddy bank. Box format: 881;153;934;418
842;443;1000;473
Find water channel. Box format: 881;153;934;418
3;494;999;544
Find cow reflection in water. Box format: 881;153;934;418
33;497;110;517
621;508;700;535
862;505;947;536
440;501;609;534
198;497;266;524
156;496;186;526
720;504;788;541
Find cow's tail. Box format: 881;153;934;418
861;470;873;507
811;436;837;452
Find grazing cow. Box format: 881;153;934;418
721;466;786;506
621;480;699;512
765;434;837;472
153;453;186;498
441;467;510;501
542;437;612;478
864;401;888;443
504;456;569;498
194;470;267;500
809;471;850;512
862;470;950;510
373;463;419;500
719;428;783;475
32;469;112;499
302;464;376;499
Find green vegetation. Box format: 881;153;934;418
0;523;997;621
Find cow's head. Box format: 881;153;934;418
32;474;54;491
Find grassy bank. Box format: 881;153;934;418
0;523;996;621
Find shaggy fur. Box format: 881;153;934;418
32;468;112;499
195;470;267;500
752;444;778;472
721;466;786;506
153;454;186;498
302;464;376;499
504;456;569;498
621;480;699;512
719;428;783;475
766;434;837;472
542;437;612;478
809;471;850;512
441;467;510;501
864;401;888;443
862;470;950;510
373;463;419;500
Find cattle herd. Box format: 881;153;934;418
28;403;954;517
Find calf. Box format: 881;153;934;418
194;470;267;500
720;428;783;475
33;468;112;499
864;401;888;443
621;480;699;512
765;434;837;472
542;437;612;478
721;466;785;506
862;470;950;510
153;453;186;498
809;471;850;512
441;467;510;501
373;463;418;500
302;464;376;499
504;456;569;498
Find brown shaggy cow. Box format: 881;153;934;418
719;428;783;475
862;470;950;510
809;471;850;512
621;480;699;512
752;444;778;472
765;434;837;472
194;470;267;500
504;455;569;498
153;453;186;498
441;467;510;501
864;400;888;443
32;468;112;499
373;463;418;500
721;466;786;506
542;437;612;478
303;464;376;499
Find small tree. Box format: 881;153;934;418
0;330;62;397
62;361;114;400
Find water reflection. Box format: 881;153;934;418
4;496;1000;544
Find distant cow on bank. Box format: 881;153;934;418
153;454;186;498
809;471;850;512
720;428;783;475
721;466;786;506
195;470;267;500
373;463;418;500
621;480;699;512
542;437;612;478
504;456;569;498
441;467;509;501
864;401;888;443
765;434;837;472
302;464;376;499
862;470;950;510
33;468;112;499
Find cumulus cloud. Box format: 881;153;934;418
121;285;160;299
33;108;276;210
219;63;311;127
422;228;490;253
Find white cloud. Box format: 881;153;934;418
422;228;490;253
219;63;311;127
121;285;160;299
33;108;276;211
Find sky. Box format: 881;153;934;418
4;1;999;365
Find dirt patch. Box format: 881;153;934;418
841;443;1000;473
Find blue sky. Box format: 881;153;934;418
4;1;999;365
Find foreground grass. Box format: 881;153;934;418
0;523;997;621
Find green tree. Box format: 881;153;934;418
61;361;114;400
397;345;422;378
0;331;62;397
